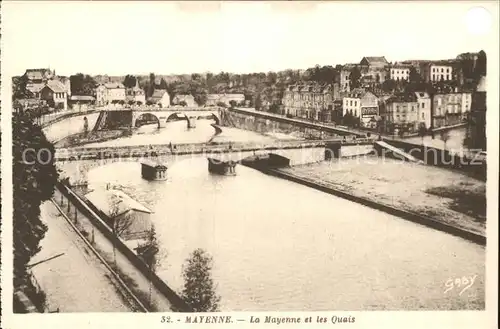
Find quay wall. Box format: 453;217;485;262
263;169;486;246
381;138;486;181
223;108;364;138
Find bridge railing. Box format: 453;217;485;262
55;137;375;161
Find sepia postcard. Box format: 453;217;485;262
1;1;498;328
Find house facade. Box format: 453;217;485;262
148;89;170;107
105;83;126;103
282;83;337;121
432;92;471;128
342;89;379;125
40;80;68;110
359;56;389;84
95;83;126;105
126;87;146;105
383;93;420;132
390;65;411;81
206;93;245;106
172;94;197;107
414;91;432;129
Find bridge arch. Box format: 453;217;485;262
134;112;161;128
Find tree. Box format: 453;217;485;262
440;130;450;150
254;93;263;111
159;78;168;90
12;75;34;100
194;93;207;107
269;103;280;114
349;66;362;90
409;67;421;84
109;195;134;267
70;73;97;96
475;50;486;77
123;75;137;88
382;79;397;93
136;227;160;306
13;111;59;290
179;249;220;312
147;73;156;98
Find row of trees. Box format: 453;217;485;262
13;110;59;311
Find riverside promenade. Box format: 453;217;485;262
51;187;182;311
30;201;132;312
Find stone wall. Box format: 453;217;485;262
222;108;355;139
382;138;486;181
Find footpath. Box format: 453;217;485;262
52;188;177;311
29;201;132;312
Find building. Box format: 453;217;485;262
26;83;46;99
337;63;358;92
95;83;126;105
68;95;95;110
205;93;245;107
126;81;146;105
40;80;68;110
390;65;411;81
105;82;126;103
85;189;153;241
141;161;168;181
172;94;198;107
342;89;379;126
24;68;54;83
359;56;390;85
148;89;170;107
414;91;432;129
419;61;455;82
432;91;472;128
282;83;338;121
360;56;389;69
95;85;108;106
384;93;420;132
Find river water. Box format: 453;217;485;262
52;114;484;310
86;157;485;311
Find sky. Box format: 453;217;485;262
1;1;498;77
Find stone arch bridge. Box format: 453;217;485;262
55;140;375;186
92;106;224;131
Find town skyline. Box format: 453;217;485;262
2;1;496;77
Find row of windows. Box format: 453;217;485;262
54;92;65;98
431;74;452;81
432;67;451;73
391;69;409;75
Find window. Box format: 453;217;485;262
396;105;399;112
422;113;425;119
441;68;444;73
350;100;353;106
422;102;425;108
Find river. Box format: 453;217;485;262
85;157;485;311
44;114;297;146
51;114;483;310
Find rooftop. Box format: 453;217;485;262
85;188;152;218
45;80;67;93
